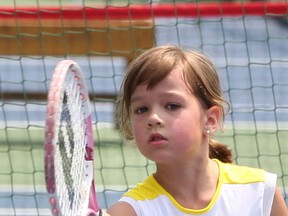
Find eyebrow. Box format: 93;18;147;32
131;91;186;104
130;95;143;104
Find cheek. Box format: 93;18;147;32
133;127;149;157
131;118;144;138
172;124;192;141
170;117;203;143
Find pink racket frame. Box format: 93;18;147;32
44;60;99;216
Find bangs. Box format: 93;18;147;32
137;56;178;90
122;46;185;115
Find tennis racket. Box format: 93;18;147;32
44;60;102;216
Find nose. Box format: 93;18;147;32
148;113;164;127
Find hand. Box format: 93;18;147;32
96;209;111;216
101;210;111;216
85;209;110;216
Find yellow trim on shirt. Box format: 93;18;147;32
218;160;266;184
123;159;266;214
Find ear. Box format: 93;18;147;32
204;106;221;135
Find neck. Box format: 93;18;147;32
154;158;219;209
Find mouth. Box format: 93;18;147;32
148;133;167;146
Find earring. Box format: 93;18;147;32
206;129;211;135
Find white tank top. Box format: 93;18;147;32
119;159;276;216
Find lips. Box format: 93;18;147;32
148;133;167;146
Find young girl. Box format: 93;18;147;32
104;45;287;215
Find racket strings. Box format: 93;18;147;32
58;92;76;207
55;69;89;215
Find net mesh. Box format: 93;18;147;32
0;1;287;214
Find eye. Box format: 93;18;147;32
134;106;148;114
166;103;181;111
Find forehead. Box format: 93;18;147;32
162;69;187;88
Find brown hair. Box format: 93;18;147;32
117;45;233;163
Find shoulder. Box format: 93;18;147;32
215;159;279;216
107;200;137;216
215;159;269;184
118;175;180;215
121;175;164;201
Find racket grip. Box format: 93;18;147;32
86;209;103;216
97;209;103;216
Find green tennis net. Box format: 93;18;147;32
0;1;287;214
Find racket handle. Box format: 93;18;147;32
86;209;103;216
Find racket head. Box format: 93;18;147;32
44;60;99;216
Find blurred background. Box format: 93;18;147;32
0;0;287;215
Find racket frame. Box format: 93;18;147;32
44;60;99;216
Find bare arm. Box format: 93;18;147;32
106;201;137;216
270;188;288;216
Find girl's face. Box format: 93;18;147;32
130;68;212;164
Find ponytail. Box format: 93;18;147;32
209;139;233;163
